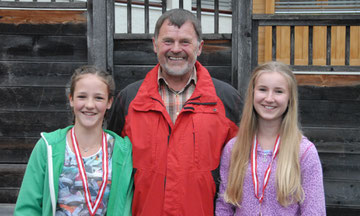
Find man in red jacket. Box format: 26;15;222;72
108;8;242;216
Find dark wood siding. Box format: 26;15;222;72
0;10;87;203
298;83;360;213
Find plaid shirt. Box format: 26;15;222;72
158;67;197;124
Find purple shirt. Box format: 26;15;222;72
215;136;326;216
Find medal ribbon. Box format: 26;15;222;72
71;128;108;216
251;135;280;203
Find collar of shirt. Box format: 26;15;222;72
157;66;197;94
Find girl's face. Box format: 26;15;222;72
253;71;290;125
69;74;113;130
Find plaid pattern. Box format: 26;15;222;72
158;67;197;123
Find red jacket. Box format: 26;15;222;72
108;62;241;215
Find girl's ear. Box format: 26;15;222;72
69;94;74;107
107;97;114;110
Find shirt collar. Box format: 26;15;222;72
157;66;197;93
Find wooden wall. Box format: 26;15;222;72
253;0;360;214
0;9;87;203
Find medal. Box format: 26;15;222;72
251;135;280;211
71;128;108;216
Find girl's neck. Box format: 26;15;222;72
257;119;281;150
69;124;104;157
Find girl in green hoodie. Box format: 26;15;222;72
14;66;133;216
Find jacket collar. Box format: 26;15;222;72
132;61;218;112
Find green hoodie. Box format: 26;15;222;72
14;125;133;216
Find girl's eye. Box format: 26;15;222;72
96;96;104;100
275;90;284;94
77;95;86;99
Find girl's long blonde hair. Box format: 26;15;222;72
224;61;304;207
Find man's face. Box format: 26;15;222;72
153;19;204;77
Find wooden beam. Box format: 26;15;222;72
87;0;107;71
232;0;253;95
0;9;86;25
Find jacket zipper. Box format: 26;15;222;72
164;125;171;190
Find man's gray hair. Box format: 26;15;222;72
154;8;202;42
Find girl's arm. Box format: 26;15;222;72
215;139;236;216
299;139;326;216
14;139;47;216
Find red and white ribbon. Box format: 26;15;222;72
71;128;108;216
251;135;280;203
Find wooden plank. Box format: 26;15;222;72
313;26;327;65
316;141;360;154
257;26;265;64
264;26;273;63
324;179;360;206
265;0;275;14
326;206;360;216
196;0;201;22
253;14;360;26
303;127;360;144
232;0;252;96
252;0;265;14
295;75;360;87
87;0;107;70
0;23;86;36
0;2;86;9
320;151;360;180
198;40;232;66
0;137;37;163
298;85;360;101
0;62;85;87
0;164;26;188
0;9;86;25
299;100;360;127
0;188;19;203
350;26;360;66
0;35;87;62
114;39;158;65
113;65;152;92
0;148;33;164
276;26;290;64
214;0;219;34
0;111;72;137
0;87;69;110
107;0;115;74
295;26;308;65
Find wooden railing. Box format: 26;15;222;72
251;14;360;75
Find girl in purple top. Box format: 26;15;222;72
216;61;326;216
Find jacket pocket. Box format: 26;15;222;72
192;111;225;170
